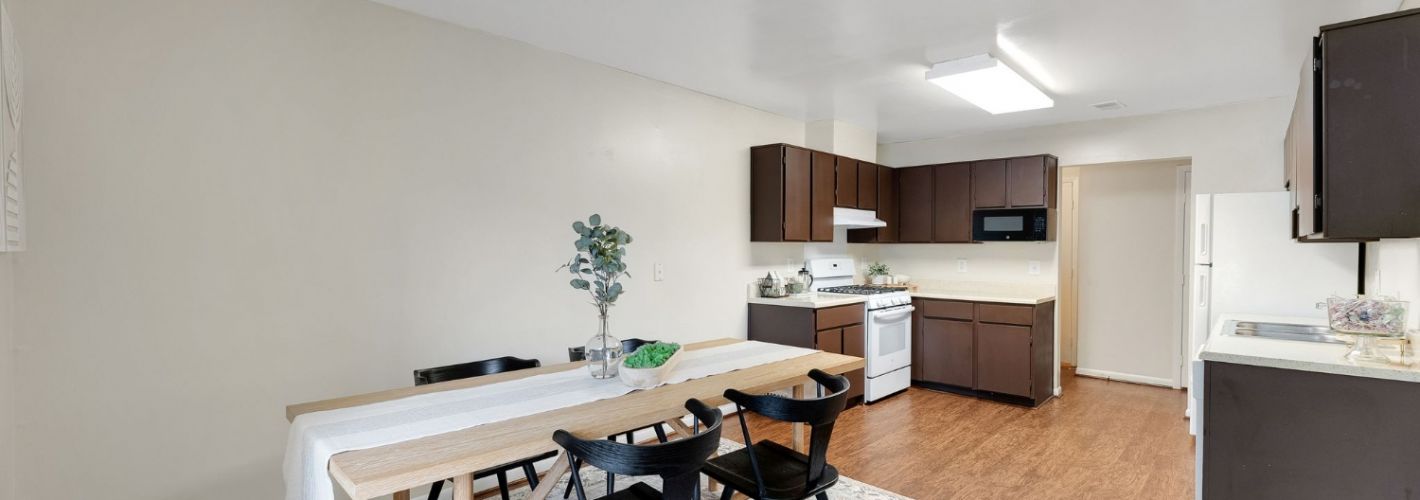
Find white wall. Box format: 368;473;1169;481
873;243;1056;284
879;98;1291;195
7;0;808;498
1073;162;1184;386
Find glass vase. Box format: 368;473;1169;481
584;313;622;379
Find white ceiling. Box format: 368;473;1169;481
369;0;1400;143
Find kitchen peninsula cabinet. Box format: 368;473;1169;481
748;303;866;405
912;297;1055;406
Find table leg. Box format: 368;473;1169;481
664;417;720;492
791;384;805;453
393;490;410;500
452;474;473;500
527;452;570;500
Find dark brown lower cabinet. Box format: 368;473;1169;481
920;318;973;387
1203;361;1420;499
974;323;1031;397
912;298;1055;406
749;303;865;406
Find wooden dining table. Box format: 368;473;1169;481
285;338;865;500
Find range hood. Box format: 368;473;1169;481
833;207;886;229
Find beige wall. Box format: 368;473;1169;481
0;254;12;500
1073;162;1186;385
7;0;806;498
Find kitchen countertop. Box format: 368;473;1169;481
1200;313;1420;384
747;281;1055;309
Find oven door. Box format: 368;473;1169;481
865;305;914;377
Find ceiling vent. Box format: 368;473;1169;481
1091;100;1126;111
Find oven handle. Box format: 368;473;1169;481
870;306;914;322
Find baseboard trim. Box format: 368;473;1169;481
1075;368;1175;388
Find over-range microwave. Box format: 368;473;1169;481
972;208;1051;241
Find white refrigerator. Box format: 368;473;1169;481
1186;191;1359;431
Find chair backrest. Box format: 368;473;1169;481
621;338;655;355
412;356;541;386
553;399;723;500
724;369;849;495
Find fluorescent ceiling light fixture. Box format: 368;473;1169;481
926;54;1054;114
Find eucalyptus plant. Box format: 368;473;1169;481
560;214;633;318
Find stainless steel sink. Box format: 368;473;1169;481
1227;320;1349;344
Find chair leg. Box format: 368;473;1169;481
719;486;734;500
653;424;669;443
816;494;829;500
563;458;579;499
428;480;444;500
606;470;615;496
522;462;540;490
496;471;511;500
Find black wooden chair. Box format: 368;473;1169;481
565;339;672;497
554;398;724;500
701;369;850;500
414;356;557;500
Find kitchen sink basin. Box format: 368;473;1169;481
1227;320;1349;344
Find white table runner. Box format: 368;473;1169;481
283;341;817;500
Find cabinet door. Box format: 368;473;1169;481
858;163;878;210
810;151;837;242
921;319;974;387
975;323;1032;397
972;160;1007;209
1295;49;1318;237
877;166;898;242
1006;156;1047;208
836;157;858;208
782;146;812;241
815;328;843;354
932;162;972;242
842;324;866;401
1323;16;1420;238
898;166;934;242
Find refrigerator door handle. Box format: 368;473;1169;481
1196;272;1209;307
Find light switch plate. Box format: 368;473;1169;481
1028;261;1041;275
956;259;968;273
654;263;665;281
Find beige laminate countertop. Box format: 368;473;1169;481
747;281;1055;309
1200;313;1420;384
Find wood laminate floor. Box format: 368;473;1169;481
724;372;1195;499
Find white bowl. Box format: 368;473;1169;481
618;348;684;389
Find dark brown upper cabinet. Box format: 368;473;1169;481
810;151;837;242
897;166;935;242
972;155;1057;210
971;160;1007;209
1289;10;1420;240
857;162;878;210
750;144;827;242
848;165;898;243
835;157;858;208
933;162;973;243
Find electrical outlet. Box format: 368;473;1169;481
654;263;665;281
1028;260;1041;275
956;259;968;273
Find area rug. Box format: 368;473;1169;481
507;439;912;499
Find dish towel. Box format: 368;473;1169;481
283;341;817;500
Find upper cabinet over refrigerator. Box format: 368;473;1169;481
1288;9;1420;240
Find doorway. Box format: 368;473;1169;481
1056;159;1192;388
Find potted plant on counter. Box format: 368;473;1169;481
619;342;683;388
559;214;633;379
867;262;892;285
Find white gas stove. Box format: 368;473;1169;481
808;259;914;403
